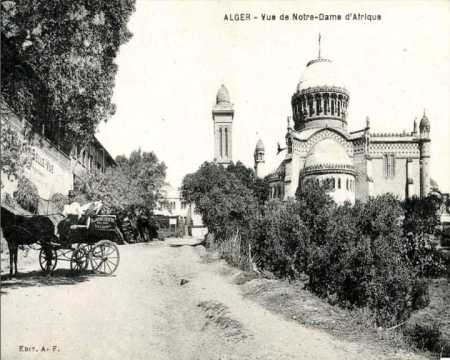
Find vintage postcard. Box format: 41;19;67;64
1;1;449;359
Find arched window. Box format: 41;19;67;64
383;153;396;178
338;178;341;189
331;99;335;115
331;178;335;189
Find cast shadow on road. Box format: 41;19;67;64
0;269;92;291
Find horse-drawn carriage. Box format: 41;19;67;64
42;214;122;275
1;206;122;277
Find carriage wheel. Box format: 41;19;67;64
89;240;120;276
39;248;58;273
70;247;89;272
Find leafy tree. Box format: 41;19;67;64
226;161;255;190
0;116;32;184
227;161;270;205
13;176;39;213
116;149;167;210
181;162;230;204
73;166;141;213
1;0;136;145
181;162;257;240
73;149;166;213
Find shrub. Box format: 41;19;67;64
306;203;363;300
411;278;430;310
306;194;429;326
404;232;446;278
402;195;441;236
213;230;252;271
251;199;310;280
404;322;449;354
402;195;445;277
367;251;416;327
296;182;335;246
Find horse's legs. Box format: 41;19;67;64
13;247;18;276
8;245;14;278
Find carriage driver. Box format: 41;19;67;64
56;196;103;248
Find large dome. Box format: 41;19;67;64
304;138;352;168
297;58;346;92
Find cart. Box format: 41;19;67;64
39;214;121;276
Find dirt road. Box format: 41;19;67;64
1;239;426;360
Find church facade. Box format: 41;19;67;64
254;54;431;204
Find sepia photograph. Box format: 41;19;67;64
1;1;449;359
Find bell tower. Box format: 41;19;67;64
212;84;234;166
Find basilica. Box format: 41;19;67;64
212;46;431;204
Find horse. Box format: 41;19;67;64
136;214;150;242
1;208;56;277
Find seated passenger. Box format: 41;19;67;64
56;201;103;248
77;201;103;228
57;202;82;248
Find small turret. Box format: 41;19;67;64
419;110;430;139
254;139;265;178
412;117;417;135
419;110;431;198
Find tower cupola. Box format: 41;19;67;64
419;110;430;138
254;139;265;178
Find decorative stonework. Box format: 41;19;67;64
300;129;353;156
292;86;350;131
369;142;420;158
301;163;356;176
371;131;414;138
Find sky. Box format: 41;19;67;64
97;0;450;192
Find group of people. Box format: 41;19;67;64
56;200;103;248
55;194;158;247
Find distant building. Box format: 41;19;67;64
252;42;431;204
1;97;115;213
212;85;234;166
156;185;207;238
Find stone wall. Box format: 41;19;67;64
1;107;73;202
